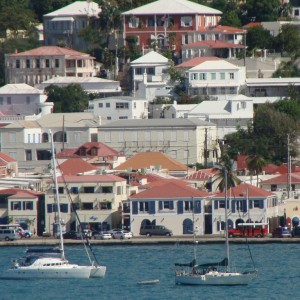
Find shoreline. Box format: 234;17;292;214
1;235;300;246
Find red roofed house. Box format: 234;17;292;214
45;174;127;235
212;183;280;234
128;180;211;236
122;0;245;62
0;152;18;177
5;46;96;86
0;188;44;236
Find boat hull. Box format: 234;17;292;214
4;266;93;279
175;271;256;286
89;266;106;278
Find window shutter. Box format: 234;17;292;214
231;200;235;213
159;201;163;210
194;200;201;213
149;201;156;214
47;204;53;213
177;200;183;214
243;199;247;213
170;201;174;210
249;200;253;209
214;200;218;210
132;201;138;215
259;200;264;209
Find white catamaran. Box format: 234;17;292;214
175;167;257;285
4;130;106;279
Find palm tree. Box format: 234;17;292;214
213;154;241;192
245;155;266;187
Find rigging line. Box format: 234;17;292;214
231;189;256;270
55;160;100;266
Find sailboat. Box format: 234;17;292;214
4;130;106;279
175;168;257;285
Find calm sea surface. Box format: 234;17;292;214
0;242;298;300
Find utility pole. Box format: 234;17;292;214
204;128;208;168
287;134;291;198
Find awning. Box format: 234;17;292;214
51;17;74;22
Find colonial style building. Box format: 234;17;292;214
98;118;220;166
43;1;101;50
5;46;96;86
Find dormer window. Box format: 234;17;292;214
181;16;192;27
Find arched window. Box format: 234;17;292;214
235;218;244;227
53;131;67;142
183;218;193;234
141;219;151;227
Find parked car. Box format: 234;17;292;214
140;225;173;237
112;230;133;239
63;231;82;239
16;228;32;238
93;231;112;240
272;227;292;238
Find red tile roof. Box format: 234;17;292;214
236;155;249;171
243;22;262;29
130;181;210;199
215;183;274;198
176;56;221;68
9;46;92;58
113;152;192;172
213;26;245;34
0;188;42;196
0;152;16;163
261;173;300;185
58;158;98;175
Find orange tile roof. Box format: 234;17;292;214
113;152;192;172
58;158;98;175
215;183;274;198
130;181;209;199
213;25;245;34
0;188;42;196
0;152;16;163
243;22;262;29
56;174;126;183
176;56;221;68
9;46;92;58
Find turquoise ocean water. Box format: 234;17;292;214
0;242;298;300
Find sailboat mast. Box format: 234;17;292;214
50;130;65;259
224;168;230;272
192;197;196;261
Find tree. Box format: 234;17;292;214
245;155;267;186
246;26;274;54
45;84;89;113
213;153;241;192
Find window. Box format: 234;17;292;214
230;87;235;94
23;201;33;210
83;187;95;193
295;9;300;16
58;187;64;194
241;101;246;109
181;16;192;27
147;17;155;27
102;186;113;193
184;201;193;212
211;73;216;80
116;102;129;109
25;150;32;161
220;73;225;80
219;201;225;208
136;68;143;75
119;116;128;119
98;103;103;108
11;201;21;210
229;73;234;79
26;96;30;104
7;97;11;104
253;200;260;208
100;202;112;210
147;67;155;75
106;103;110;108
55;59;59;68
221;87;225;94
211;87;217;95
199;73;207;80
0;97;2;105
129;17;139;28
26;59;30;68
46;59;50;68
16;60;20;68
36;59;40;68
191;73;198;80
139;201;149;213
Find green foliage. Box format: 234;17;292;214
219;11;242;28
272;61;300;78
44;84;89;113
246;26;274;52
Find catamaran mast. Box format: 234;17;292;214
50;130;65;260
224;168;230;272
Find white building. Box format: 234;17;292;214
130;51;171;100
43;1;101;50
0;84;53;117
35;76;122;96
186;59;246;99
92;96;148;120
